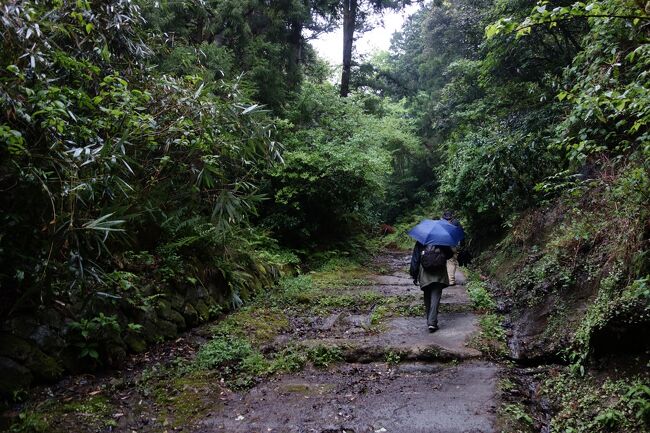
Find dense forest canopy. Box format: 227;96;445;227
0;0;648;424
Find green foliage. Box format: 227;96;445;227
482;167;648;360
372;0;649;247
0;0;283;353
262;82;422;246
437;125;558;238
368;0;575;239
274;274;317;307
307;345;344;368
195;335;255;372
211;306;289;346
476;313;509;357
68;313;120;361
502;403;534;427
543;370;649;433
139;0;320;109
486;0;649;163
267;345;308;374
9;411;49;433
385;351;402;365
369;305;390;327
466;278;497;312
572;275;650;360
465;270;508;357
594;408;624;429
625;383;650;423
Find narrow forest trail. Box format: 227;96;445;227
8;251;501;433
197;251;500;433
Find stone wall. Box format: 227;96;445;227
0;282;229;400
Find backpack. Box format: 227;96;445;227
421;245;447;272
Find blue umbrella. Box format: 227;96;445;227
408;219;465;246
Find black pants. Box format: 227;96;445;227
422;283;445;327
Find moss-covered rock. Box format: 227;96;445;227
29;324;63;354
194;300;210;322
123;334;147;353
169;292;185;312
105;343;128;366
157;299;186;331
186;285;209;302
4;316;38;340
141;312;163;344
140;309;178;341
0;334;62;381
0;356;33;396
183;303;199;327
156;319;178;339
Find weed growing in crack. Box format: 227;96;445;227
369;305;389;327
464;271;508;358
317;295;356;310
307;345;344;368
8;395;116;433
210;306;289;345
195;335;256;372
194;336;307;389
268;345;308;373
359;291;384;305
385;351;402;366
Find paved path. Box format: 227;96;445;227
198;251;499;433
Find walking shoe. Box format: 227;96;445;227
428;325;438;333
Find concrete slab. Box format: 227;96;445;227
297;314;481;361
198;361;499;433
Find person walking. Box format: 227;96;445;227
441;211;462;285
410;241;454;332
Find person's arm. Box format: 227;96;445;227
409;242;422;281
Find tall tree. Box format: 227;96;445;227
340;0;412;97
141;0;338;108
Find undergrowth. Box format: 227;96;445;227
464;269;508;358
542;368;650;433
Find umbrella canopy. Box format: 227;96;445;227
408;219;465;246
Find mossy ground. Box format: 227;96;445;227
147;370;224;429
7;395;115;433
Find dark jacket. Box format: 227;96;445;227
409;242;453;280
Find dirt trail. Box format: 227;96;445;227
198;251;499;433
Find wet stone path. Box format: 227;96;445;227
199;251;499;433
8;251;500;433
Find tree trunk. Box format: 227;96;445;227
340;0;357;97
287;17;303;90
